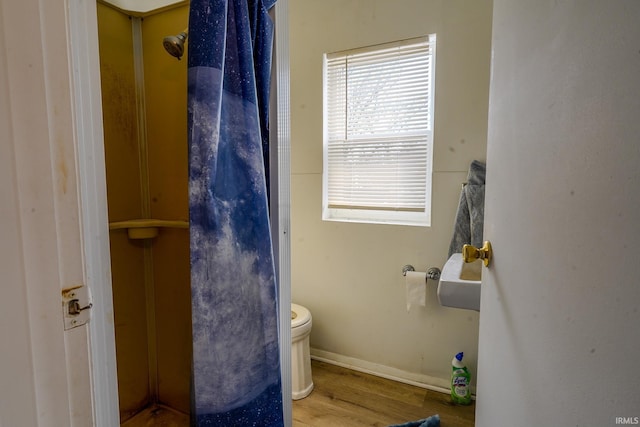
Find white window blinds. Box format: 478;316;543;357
323;35;436;226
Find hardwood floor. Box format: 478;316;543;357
120;360;475;426
293;360;475;427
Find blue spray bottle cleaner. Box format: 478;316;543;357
451;352;471;405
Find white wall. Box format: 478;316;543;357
0;0;100;424
290;0;492;389
477;1;640;425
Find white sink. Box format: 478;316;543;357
437;253;481;311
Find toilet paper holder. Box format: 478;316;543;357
402;265;441;281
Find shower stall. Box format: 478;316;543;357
96;0;292;425
97;2;192;424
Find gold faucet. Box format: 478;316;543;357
462;241;492;267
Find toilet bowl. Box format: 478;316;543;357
291;303;313;400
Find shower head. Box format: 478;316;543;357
163;30;188;60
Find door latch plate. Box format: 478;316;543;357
62;284;92;330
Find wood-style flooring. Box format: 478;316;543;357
120;359;475;426
293;360;475;427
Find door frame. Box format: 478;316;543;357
68;0;120;425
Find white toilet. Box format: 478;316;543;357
291;303;313;399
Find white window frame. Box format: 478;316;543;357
322;35;436;227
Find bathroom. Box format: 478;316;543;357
5;0;640;425
97;0;492;423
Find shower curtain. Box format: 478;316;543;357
187;0;283;426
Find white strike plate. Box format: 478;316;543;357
62;284;92;330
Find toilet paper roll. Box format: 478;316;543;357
405;270;427;312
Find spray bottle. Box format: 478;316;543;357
450;352;471;405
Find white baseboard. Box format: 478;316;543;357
310;348;452;395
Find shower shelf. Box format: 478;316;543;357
109;219;188;240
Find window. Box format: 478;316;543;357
322;35;436;227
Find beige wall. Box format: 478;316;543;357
290;0;492;388
98;3;190;420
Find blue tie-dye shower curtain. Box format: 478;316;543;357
187;0;283;426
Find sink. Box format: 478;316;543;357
437;253;481;311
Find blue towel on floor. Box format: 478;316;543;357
388;413;440;427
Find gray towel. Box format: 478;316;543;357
448;161;486;258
